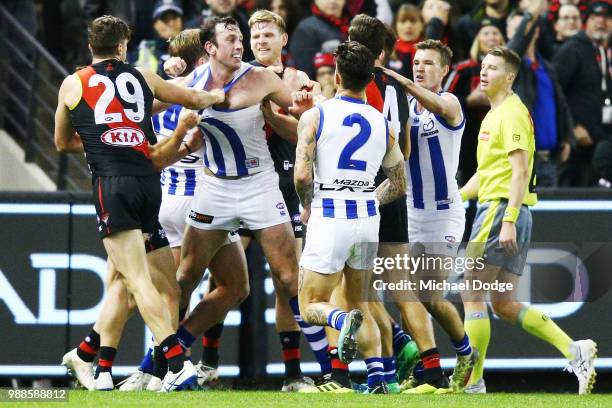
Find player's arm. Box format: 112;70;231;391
140;68;224;110
459;173;479;201
151;76;193;115
382;67;462;127
263;69;313;118
54;75;84;153
148;109;202;171
261;100;298;145
376;128;408;205
294;107;318;224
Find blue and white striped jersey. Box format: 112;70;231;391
193;62;274;177
311;96;389;219
406;93;465;210
151;73;205;196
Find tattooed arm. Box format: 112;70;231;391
376;128;408;205
294;107;319;224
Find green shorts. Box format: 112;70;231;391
466;199;532;275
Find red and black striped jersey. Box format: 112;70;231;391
365;67;410;186
69;59;157;176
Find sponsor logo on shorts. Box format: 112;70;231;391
158;229;167;239
276;202;286;210
294;225;303;232
479;131;490;141
283;160;293;171
100;127;145;147
280;211;287;216
189;210;214;224
292;214;301;224
512;134;521;142
445;235;456;243
245;157;260;169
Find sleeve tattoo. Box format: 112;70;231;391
294;109;318;209
376;161;408;205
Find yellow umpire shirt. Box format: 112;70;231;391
476;93;538;206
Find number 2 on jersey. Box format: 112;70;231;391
88;73;145;125
337;113;371;171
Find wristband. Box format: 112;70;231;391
503;206;520;223
459;189;468;202
182;141;192;154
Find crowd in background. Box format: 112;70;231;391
1;0;611;188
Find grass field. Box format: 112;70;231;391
15;390;612;408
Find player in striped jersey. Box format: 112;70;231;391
295;41;408;394
384;40;475;394
117;29;245;391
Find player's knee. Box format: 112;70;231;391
491;301;514;320
229;281;250;305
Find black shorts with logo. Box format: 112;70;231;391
378;194;409;243
92;174;169;251
238;179;304;239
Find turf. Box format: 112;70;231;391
16;390;612;408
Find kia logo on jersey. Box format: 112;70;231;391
100;127;145;147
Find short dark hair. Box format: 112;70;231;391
382;24;397;66
200;16;239;51
348;14;386;59
169;29;205;76
88;15;131;57
334;41;375;92
487;46;521;74
415;39;453;68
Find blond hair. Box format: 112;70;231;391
248;9;286;33
168;29;205;76
469;25;506;62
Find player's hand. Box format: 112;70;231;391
574;124;593;147
178;109;200;130
381;67;413;90
499;221;518;256
164;57;187;78
288;90;314;116
261;99;276;120
300;207;311;225
559;142;571;163
209;88;225;105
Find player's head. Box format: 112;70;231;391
413;39;452;91
201;16;243;69
470;20;505;62
334;40;375;93
249;9;287;66
348;14;386;62
480;46;521;97
87;15;131;62
169;29;206;76
381;24;397;67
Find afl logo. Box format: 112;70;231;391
101;127;145;147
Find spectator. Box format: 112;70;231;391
187;0;254;61
454;0;517;61
145;0;185;77
549;0;589;22
506;8;574;187
422;0;460;61
346;0;393;25
82;0;156;62
390;4;423;79
553;1;612;186
552;3;582;53
255;0;304;36
313;52;336;99
444;20;505;184
289;0;348;78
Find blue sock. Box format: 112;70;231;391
413;360;424;380
176;325;195;349
327;309;348;331
288;296;331;374
452;333;472;356
365;357;385;388
138;347;154;374
382;357;397;384
391;322;411;354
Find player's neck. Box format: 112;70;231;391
488;88;513;109
209;58;240;87
257;56;283;69
336;89;366;102
91;56;121;65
